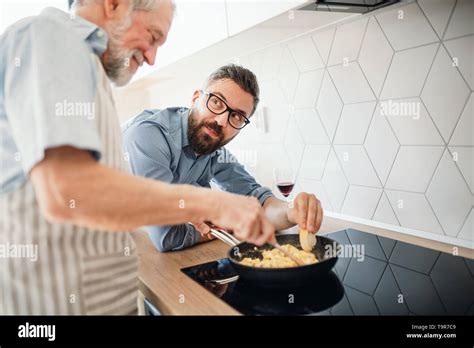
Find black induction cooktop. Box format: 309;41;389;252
181;229;474;316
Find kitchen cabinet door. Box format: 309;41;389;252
133;0;229;80
225;0;310;36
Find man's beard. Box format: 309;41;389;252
187;109;235;155
103;16;145;86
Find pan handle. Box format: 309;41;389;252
222;230;241;246
210;275;239;285
188;222;241;247
205;223;241;246
209;228;239;247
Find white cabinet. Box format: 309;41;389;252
132;0;310;81
225;0;309;36
133;0;228;80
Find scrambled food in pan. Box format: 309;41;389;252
240;244;318;268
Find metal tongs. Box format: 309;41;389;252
203;221;241;247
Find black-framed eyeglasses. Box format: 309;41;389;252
200;90;250;130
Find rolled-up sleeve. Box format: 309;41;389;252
211;147;274;205
3;20;103;174
145;223;202;252
122;118;201;252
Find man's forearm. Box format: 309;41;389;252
59;165;218;231
32;147;219;231
263;197;295;231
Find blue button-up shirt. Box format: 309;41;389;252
122;107;274;251
0;8;107;193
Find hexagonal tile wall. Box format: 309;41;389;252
421;45;470;143
322;149;349;213
283;114;305;174
288;35;325;73
426;149;473;237
364;104;400;185
235;0;473;244
444;35;474;90
312;27;335;65
418;0;455;38
443;0;474;40
376;2;438;50
380;43;438;100
328;17;368;66
385;146;444;193
384;97;444;145
334;101;376;145
328;62;376;104
293;68;325;109
299;145;331;181
316;71;344;140
277;45;299;105
449;93;473;147
334;145;382;188
359;17;394;97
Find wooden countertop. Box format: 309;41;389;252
135;217;473;315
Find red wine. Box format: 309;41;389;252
277;182;294;197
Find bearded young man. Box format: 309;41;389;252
123;64;323;252
0;1;275;314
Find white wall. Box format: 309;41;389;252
0;0;68;34
117;0;473;247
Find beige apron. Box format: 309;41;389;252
0;55;138;315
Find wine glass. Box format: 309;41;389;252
273;167;296;201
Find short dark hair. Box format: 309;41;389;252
204;64;260;116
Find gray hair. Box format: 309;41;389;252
204;64;260;116
72;0;175;13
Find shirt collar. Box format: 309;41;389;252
41;7;108;57
179;108;218;159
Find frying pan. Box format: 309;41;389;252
208;227;339;288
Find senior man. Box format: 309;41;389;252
0;1;274;315
122;64;323;252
